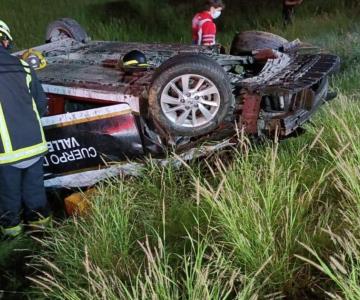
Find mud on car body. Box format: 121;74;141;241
14;19;340;188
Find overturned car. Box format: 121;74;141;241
15;19;340;188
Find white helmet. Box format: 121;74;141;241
0;20;13;41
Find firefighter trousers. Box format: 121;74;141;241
0;157;50;228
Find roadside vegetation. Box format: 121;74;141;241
1;0;360;299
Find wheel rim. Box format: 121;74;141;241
160;74;221;128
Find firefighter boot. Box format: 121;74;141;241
1;224;23;239
28;216;52;233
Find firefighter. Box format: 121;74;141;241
192;0;225;46
283;0;303;26
0;20;50;238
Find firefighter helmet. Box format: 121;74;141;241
122;50;149;68
0;20;13;41
21;49;47;70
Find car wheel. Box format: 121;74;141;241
230;31;288;55
148;54;235;137
46;18;90;43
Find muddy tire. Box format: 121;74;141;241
230;31;288;55
46;18;90;43
148;54;235;137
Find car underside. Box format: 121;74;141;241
14;19;340;188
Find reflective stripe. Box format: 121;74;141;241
20;59;31;70
0;28;13;41
2;224;23;237
0;99;47;164
20;60;32;90
0;142;47;164
21;59;46;144
198;18;212;27
32;100;46;143
29;216;51;227
26;73;32;89
203;41;215;46
202;34;215;45
0;59;48;165
123;59;138;66
197;28;203;45
197;18;212;45
0;103;12;152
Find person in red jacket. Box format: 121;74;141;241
192;0;225;46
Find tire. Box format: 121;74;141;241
148;54;235;137
46;18;90;43
230;31;288;55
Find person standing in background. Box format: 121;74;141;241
192;0;225;46
283;0;303;26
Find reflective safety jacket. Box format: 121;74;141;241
0;46;48;165
192;11;216;46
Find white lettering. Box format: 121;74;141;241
71;137;80;148
88;147;97;158
64;138;72;148
59;153;68;163
73;149;82;160
44;136;98;167
43;156;49;167
66;152;76;162
58;139;66;150
50;154;60;165
47;142;54;153
52;140;60;151
47;137;82;152
81;148;89;158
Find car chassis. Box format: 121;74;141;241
15;19;340;188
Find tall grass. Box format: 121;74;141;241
199;143;331;295
300;99;360;299
29;97;359;298
29;174;260;299
296;110;360;298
